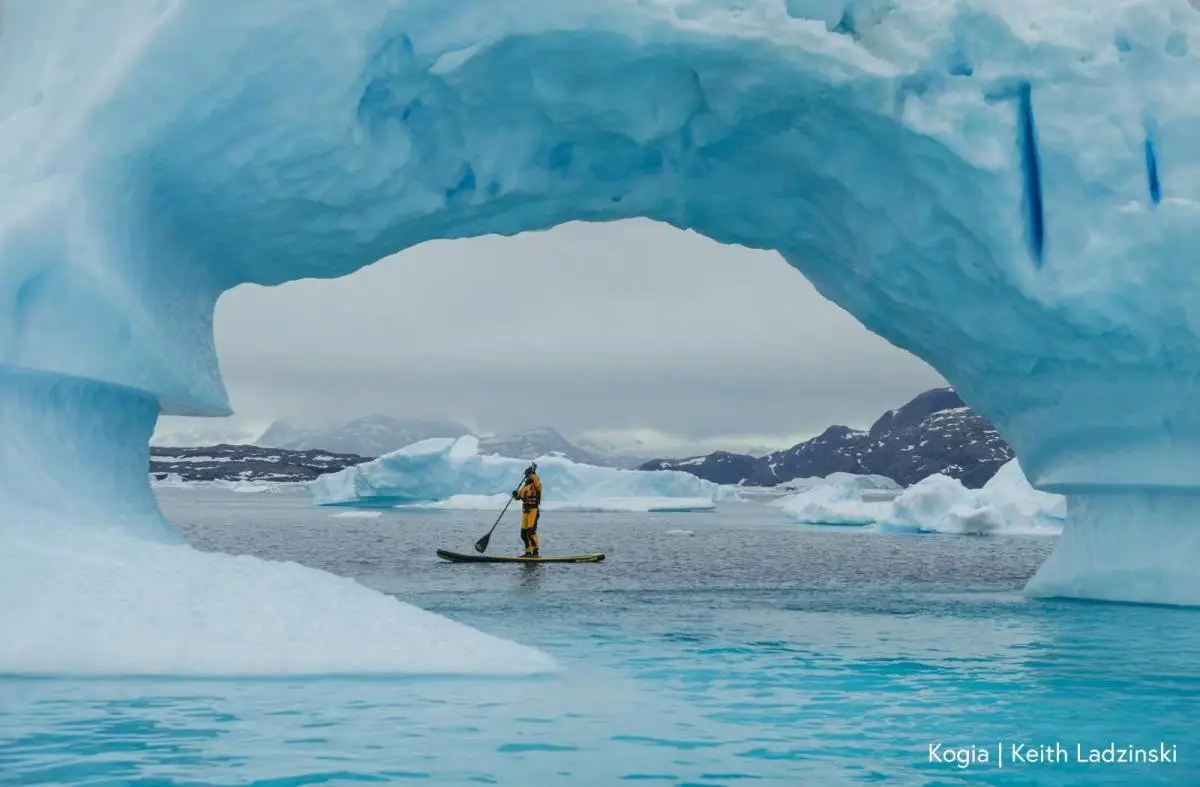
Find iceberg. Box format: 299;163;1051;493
3;0;1200;605
776;481;892;526
882;460;1066;536
777;459;1066;535
774;473;901;495
308;435;723;509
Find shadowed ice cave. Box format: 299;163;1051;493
5;0;1200;620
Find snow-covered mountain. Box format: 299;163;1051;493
148;428;612;485
258;415;471;457
477;426;612;466
640;388;1013;489
573;436;670;469
638;451;762;486
151;420;262;447
256;416;624;466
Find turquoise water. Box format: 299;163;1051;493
3;488;1198;785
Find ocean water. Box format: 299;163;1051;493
3;488;1198;786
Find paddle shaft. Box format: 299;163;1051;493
473;483;520;553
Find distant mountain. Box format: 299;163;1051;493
255;420;315;448
152;422;261;447
256;416;621;467
638;388;1013;489
477;426;610;466
258;415;471;457
639;450;761;485
150;444;368;484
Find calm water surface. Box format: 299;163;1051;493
2;487;1198;786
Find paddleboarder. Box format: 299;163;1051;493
513;462;542;557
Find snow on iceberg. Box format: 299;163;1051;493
308;435;723;508
4;0;1200;605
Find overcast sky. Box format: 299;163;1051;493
154;219;944;454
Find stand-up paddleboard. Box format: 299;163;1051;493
436;549;605;564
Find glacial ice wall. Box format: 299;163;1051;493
4;0;1200;607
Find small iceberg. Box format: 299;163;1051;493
883;460;1065;536
777;460;1065;535
776;482;890;527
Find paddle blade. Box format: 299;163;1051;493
474;531;492;553
474;485;516;553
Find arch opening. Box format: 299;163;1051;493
162;218;944;460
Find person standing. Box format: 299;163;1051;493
513;463;542;557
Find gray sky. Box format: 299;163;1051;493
154;219;943;455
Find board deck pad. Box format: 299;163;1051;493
436;549;605;564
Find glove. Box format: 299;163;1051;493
512;490;520;499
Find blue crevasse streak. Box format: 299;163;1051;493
1144;114;1162;205
1015;80;1045;265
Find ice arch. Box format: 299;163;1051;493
4;0;1200;608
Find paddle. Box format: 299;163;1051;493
474;481;521;553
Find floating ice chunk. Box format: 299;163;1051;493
774;472;900;495
777;482;891;526
886;474;979;531
881;460;1065;536
778;460;1065;535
